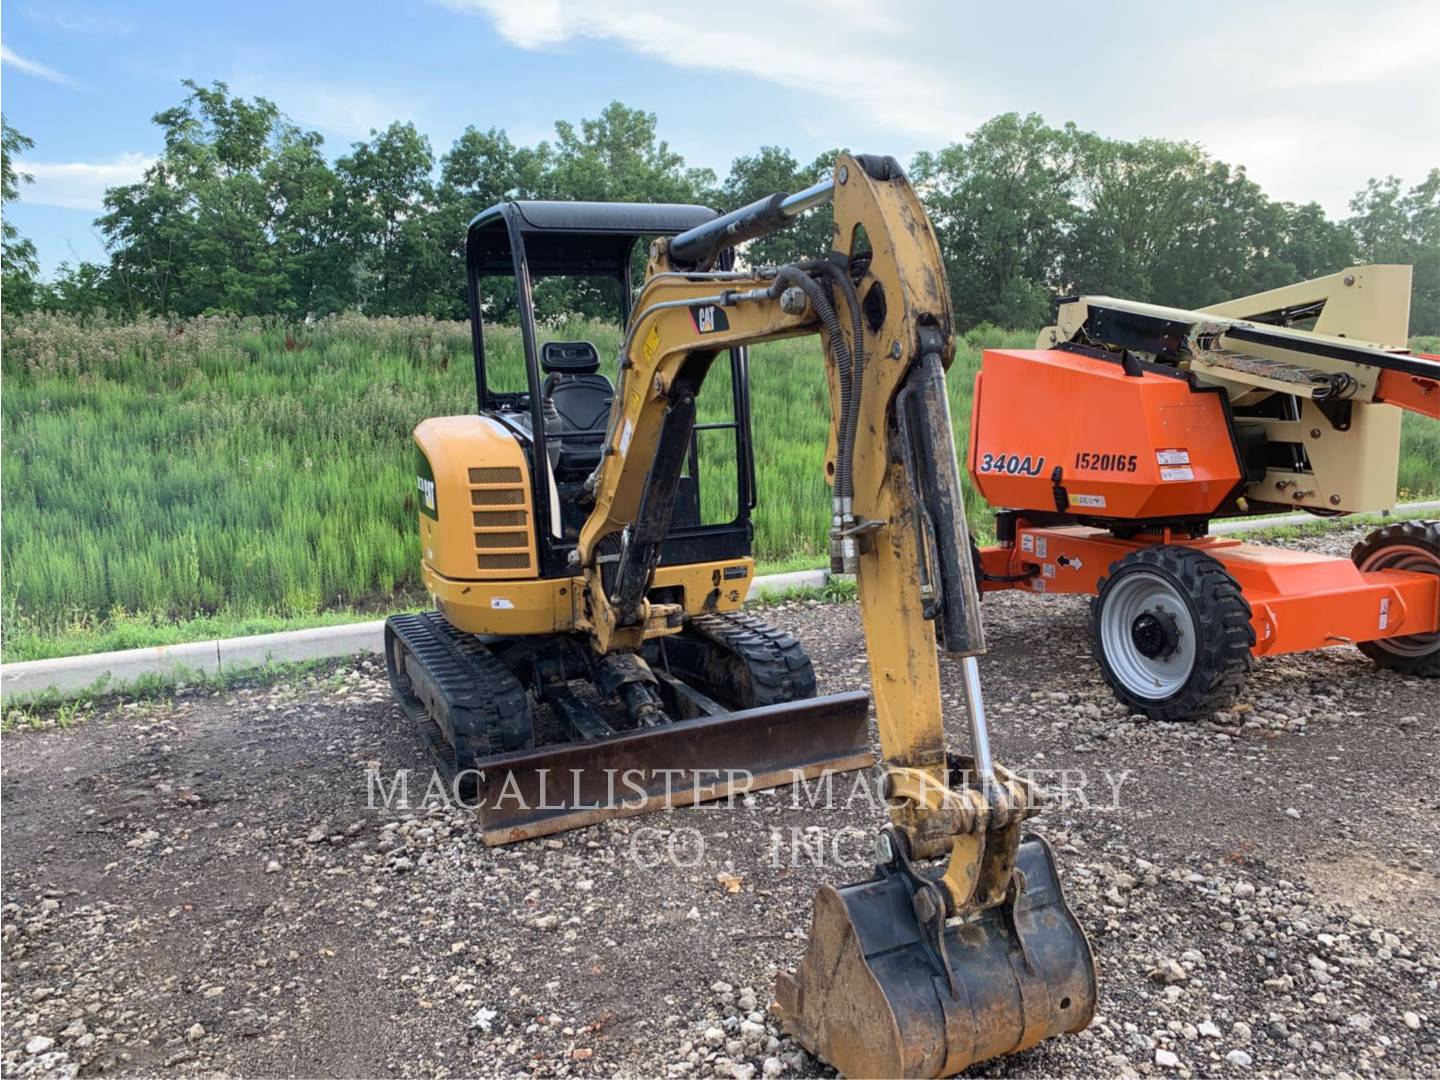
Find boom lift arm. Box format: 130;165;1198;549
575;153;1095;1077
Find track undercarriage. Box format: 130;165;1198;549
384;610;874;844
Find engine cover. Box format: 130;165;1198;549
968;348;1243;522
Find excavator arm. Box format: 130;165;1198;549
578;152;991;826
576;153;1096;1077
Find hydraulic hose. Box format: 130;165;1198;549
797;259;864;509
771;267;854;499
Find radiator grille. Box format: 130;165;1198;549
473;530;529;549
467;462;531;573
471;488;525;506
477;553;530;571
473;509;526;527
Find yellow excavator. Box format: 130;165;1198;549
387;154;1096;1076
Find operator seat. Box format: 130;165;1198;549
540;341;613;471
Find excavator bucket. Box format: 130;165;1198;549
470;691;874;845
774;834;1096;1078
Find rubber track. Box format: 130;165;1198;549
1351;519;1440;677
683;611;818;706
385;612;533;769
1091;546;1254;722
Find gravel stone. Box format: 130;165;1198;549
2;522;1436;1078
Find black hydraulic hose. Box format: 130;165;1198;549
771;267;854;499
797;260;864;508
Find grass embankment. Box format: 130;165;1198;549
4;317;1438;663
1;315;1029;661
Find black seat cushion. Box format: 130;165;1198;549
546;373;613;432
538;341;611;472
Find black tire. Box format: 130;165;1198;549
657;612;818;709
1351;519;1440;677
1091;546;1254;722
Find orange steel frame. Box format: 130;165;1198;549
978;523;1440;658
1377;358;1440;420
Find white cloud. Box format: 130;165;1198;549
444;0;991;141
1;44;81;88
449;0;1440;217
16;154;157;211
23;6;134;36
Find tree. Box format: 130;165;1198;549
25;85;1429;331
2;117;42;312
265;128;352;314
1252;200;1357;292
98;80;327;315
535;102;716;320
1348;171;1440;335
335;122;444;315
912;113;1077;329
1063;133;1285;309
1063;133;1204;304
547;101;713;205
430;126;553;320
46;261;116;313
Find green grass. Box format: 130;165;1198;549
0;605;414;663
749;576;859;606
3;312;1436;662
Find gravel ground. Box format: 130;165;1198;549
3;523;1438;1079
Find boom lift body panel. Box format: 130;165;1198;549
971;266;1440;719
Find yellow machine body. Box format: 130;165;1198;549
414;416;751;635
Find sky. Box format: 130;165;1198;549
3;0;1438;277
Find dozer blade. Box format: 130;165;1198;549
774;834;1096;1078
472;691;874;845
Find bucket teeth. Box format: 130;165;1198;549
774;835;1096;1078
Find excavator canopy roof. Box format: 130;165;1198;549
466;200;717;278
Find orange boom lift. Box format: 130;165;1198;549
969;266;1440;720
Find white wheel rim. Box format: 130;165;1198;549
1100;570;1198;700
1358;541;1440;657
